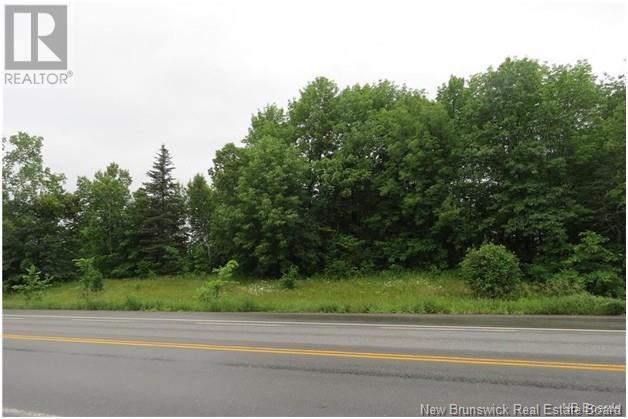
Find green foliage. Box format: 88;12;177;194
567;231;618;273
73;257;104;297
584;270;624;298
565;231;624;297
3;272;624;316
124;295;143;310
11;265;52;301
199;278;228;301
185;174;213;273
75;163;133;277
545;270;585;296
134;145;187;275
460;243;522;299
3;133;78;287
199;260;239;301
280;265;299;289
3;58;625;285
324;260;358;279
452;59;583;268
213;259;239;279
135;260;156;278
2;132;65;204
210;137;320;276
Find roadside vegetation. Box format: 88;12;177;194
3;270;624;315
3;57;625;313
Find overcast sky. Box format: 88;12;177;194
2;0;625;189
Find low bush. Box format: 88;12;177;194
280;265;299;289
213;259;239;279
318;302;342;313
563;232;623;298
460;243;521;299
199;278;229;301
324;260;358;279
584;270;624;298
545;269;585;296
567;231;618;273
73;257;104;298
11;265;52;302
198;259;239;302
423;299;451;314
135;261;157;278
124;295;143;310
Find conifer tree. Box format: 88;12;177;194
136;144;187;274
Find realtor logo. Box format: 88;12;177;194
5;5;67;70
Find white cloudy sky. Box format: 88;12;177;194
2;0;625;189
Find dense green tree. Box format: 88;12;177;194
568;76;626;250
244;105;294;145
210;137;320;276
76;163;133;276
2;132;65;204
292;81;458;271
437;75;466;119
450;59;598;277
2;133;79;287
206;142;247;267
185;174;213;273
135;145;187;274
3;58;624;295
288;77;340;162
205;62;624;283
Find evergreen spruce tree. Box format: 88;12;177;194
136;144;187;274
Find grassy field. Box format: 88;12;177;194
3;270;625;315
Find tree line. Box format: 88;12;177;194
3;58;625;296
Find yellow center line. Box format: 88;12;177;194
3;334;625;372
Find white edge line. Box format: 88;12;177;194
379;326;520;332
2;407;56;417
3;314;625;333
195;321;282;327
70;318;130;323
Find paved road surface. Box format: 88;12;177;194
3;310;626;416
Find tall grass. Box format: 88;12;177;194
3;271;624;315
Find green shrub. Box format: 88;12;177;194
600;299;626;315
567;231;619;274
523;262;553;282
136;261;156;278
163;245;183;274
460;243;521;299
186;244;212;274
423;300;440;314
199;259;239;302
73;257;104;298
109;263;135;279
584;270;624;298
124;296;143;310
324;260;357;279
563;232;623;298
199;278;229;301
11;265;52;302
280;265;299;289
545;269;585;296
318;302;342;313
386;263;404;274
213;259;239;280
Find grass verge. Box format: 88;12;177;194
3;271;625;315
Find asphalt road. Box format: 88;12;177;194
3;310;626;416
